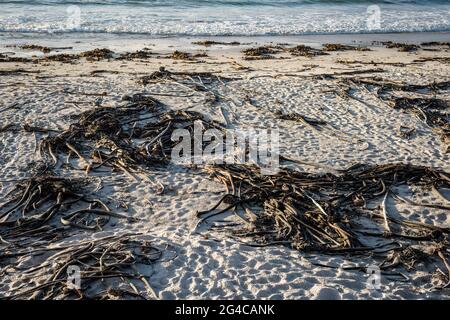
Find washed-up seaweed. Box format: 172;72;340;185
42;53;79;63
7;44;73;53
0;69;40;76
383;42;420;52
323;44;370;52
199;163;450;276
391;97;449;129
17;44;52;53
167;50;208;61
0;166;134;242
0;48;114;64
39;93;224;177
116;48;154;60
336;59;406;67
192;40;241;47
0;55;32;63
38;94;162;175
421;42;450;48
242;46;283;60
80;48;114;61
286;45;328;57
1;233;165;299
413;57;450;64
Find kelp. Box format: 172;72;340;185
323;44;370;52
39;93;224;177
242;46;283;60
0;164;135;236
116;48;154;60
80;48;114;61
286;45;328;57
192;40;241;47
2;233;165;300
383;42;420;52
199;163;450;274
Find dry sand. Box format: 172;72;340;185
0;36;449;299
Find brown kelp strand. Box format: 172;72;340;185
192;40;241;47
2;234;165;300
199;163;450;270
0;168;134;241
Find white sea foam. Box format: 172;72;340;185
0;2;449;36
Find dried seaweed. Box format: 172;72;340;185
242;46;282;60
383;42;420;52
42;53;79;63
413;57;450;64
2;234;165;300
0;168;134;242
0;55;32;63
0;48;114;64
323;44;370;52
192;40;241;47
18;44;52;53
116;48;154;60
199;163;450;272
286;45;328;57
39;93;224;176
421;42;450;48
79;48;114;61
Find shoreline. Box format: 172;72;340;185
1;31;449;54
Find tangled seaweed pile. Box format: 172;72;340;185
39;90;224;179
199;163;450;281
0;167;133;243
2;233;165;299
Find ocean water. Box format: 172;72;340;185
0;0;449;36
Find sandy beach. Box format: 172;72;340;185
0;34;449;300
